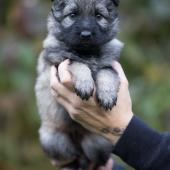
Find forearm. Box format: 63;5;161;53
98;113;133;145
113;116;170;170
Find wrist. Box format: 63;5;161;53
101;113;134;145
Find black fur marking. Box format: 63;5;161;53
75;87;93;101
96;95;117;111
112;0;119;6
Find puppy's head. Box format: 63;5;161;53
49;0;119;49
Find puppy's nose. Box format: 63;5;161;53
80;31;92;38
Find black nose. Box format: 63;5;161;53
80;31;92;39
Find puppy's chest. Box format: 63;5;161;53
70;49;112;67
74;55;113;70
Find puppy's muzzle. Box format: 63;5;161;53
80;31;92;39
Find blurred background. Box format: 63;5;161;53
0;0;170;170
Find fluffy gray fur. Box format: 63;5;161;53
35;0;123;169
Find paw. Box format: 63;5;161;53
96;90;117;110
74;79;94;100
95;69;120;110
81;133;113;166
68;62;94;100
40;129;77;162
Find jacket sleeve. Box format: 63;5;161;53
113;116;170;170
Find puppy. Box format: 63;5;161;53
35;0;123;169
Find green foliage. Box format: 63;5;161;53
0;0;170;170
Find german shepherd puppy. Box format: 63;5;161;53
35;0;123;169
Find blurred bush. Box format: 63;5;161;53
0;0;170;170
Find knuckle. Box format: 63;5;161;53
50;79;59;90
71;97;82;108
60;77;68;84
62;80;71;87
70;110;79;120
122;79;129;86
72;100;80;109
50;84;57;92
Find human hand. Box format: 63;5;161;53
50;60;133;144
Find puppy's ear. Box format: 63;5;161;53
112;0;119;6
51;0;65;9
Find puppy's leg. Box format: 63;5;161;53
36;80;78;166
39;125;77;165
81;133;113;167
96;68;120;110
35;56;77;165
44;49;73;65
69;62;94;100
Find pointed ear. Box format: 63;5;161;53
51;0;65;9
112;0;119;6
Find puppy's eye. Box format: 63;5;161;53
69;13;77;18
95;13;103;20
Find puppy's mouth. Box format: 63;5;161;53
80;42;92;47
78;39;97;47
72;42;100;55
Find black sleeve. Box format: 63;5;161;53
113;116;170;170
113;164;125;170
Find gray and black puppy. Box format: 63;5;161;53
35;0;123;169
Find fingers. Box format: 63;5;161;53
112;61;128;85
58;59;73;89
57;97;77;118
97;158;114;170
50;66;75;102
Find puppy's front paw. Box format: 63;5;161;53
69;62;94;100
96;69;120;110
74;79;94;100
96;89;117;110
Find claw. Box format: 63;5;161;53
75;87;93;101
96;95;117;111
